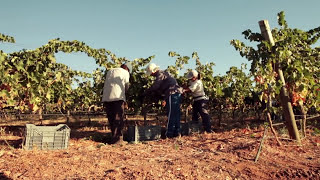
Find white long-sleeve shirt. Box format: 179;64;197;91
188;79;208;101
102;68;130;102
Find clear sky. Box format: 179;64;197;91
1;0;320;75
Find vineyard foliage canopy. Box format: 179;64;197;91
0;11;319;117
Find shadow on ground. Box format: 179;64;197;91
1;116;319;149
0;172;12;180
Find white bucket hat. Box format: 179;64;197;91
146;63;159;75
186;70;198;79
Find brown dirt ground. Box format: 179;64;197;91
0;118;320;180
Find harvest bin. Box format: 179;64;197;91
24;124;70;150
181;122;203;135
125;125;161;142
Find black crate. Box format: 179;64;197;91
125;125;161;142
180;122;203;135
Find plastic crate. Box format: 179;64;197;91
181;122;203;135
24;124;70;150
125;125;161;143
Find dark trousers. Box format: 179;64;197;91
165;93;181;137
192;99;211;132
104;101;125;141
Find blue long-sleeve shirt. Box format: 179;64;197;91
145;70;183;100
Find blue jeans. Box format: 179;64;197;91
166;93;181;137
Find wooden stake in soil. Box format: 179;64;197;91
298;103;307;138
39;107;43;125
134;124;138;144
66;110;70;123
259;20;301;144
255;126;268;163
267;112;282;146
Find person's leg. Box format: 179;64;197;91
104;102;116;137
198;100;211;132
171;93;181;137
165;95;175;138
113;100;125;143
192;101;200;123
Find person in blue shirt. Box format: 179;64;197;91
143;63;183;138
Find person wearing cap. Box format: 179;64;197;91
143;63;183;138
184;70;212;133
102;62;132;144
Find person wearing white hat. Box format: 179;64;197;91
184;70;212;133
143;63;183;138
102;62;132;144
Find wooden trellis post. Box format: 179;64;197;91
258;20;301;144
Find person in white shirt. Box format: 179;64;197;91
102;62;132;144
184;70;212;133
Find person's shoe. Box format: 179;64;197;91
175;134;181;139
166;133;175;139
113;139;128;145
173;133;181;138
204;130;214;134
113;136;128;145
109;136;120;144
